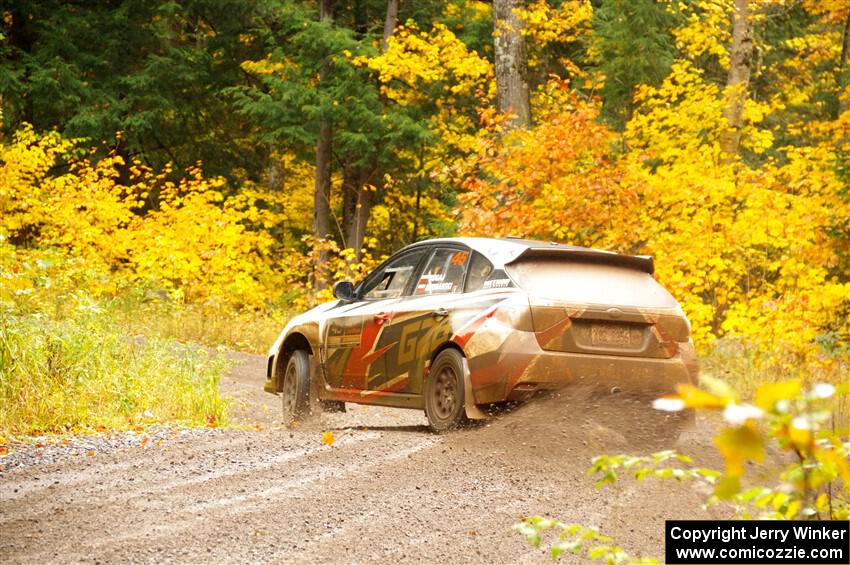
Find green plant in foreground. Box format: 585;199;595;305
514;518;660;564
0;308;230;436
515;377;850;562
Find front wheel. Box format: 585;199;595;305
281;349;311;426
424;349;468;432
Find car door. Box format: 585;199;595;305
373;246;471;395
323;248;429;392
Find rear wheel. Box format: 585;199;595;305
424;349;468;432
281;350;311;426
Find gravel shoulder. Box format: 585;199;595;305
1;352;726;563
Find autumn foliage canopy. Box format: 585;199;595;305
1;0;849;378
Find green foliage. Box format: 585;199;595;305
517;379;850;561
114;298;286;354
588;450;720;488
0;309;229;436
514;517;660;564
592;0;677;127
0;239;230;436
0;0;289;178
0;1;478;257
229;1;452;247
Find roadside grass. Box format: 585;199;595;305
701;338;850;427
0;309;230;437
0;247;290;437
114;298;286;355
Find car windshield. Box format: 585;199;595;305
506;258;679;308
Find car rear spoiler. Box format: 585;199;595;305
505;247;655;275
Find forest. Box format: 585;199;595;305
1;0;850;432
3;3;850;558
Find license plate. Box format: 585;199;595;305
590;324;641;347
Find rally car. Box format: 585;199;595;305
265;237;698;431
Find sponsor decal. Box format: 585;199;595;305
417;272;454;294
450;251;469;266
483;278;511;289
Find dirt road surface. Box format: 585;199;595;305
1;353;725;563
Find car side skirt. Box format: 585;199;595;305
322;386;424;409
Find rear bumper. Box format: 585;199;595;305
514;350;693;397
469;341;696;404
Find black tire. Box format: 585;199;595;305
424;349;468;432
281;350;311;426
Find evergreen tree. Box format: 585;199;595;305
593;0;677;127
0;0;289;178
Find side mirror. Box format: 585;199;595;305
332;281;356;301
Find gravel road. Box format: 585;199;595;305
1;352;726;563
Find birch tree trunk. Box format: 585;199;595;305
720;0;753;160
493;0;531;130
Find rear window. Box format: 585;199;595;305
505;259;679;308
465;252;494;292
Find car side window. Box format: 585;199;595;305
465;252;494;292
413;248;469;295
360;249;428;300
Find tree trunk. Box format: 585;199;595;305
314;121;332;242
341;169;373;262
382;0;399;51
719;0;753;160
493;0;531;130
7;6;35;126
313;0;333;290
411;145;424;242
339;0;399;263
341;171;357;251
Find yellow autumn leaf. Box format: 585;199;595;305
755;380;802;411
785;500;801;519
714;424;765;479
788;420;812;448
674;384;728;410
321;431;335;446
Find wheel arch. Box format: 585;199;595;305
426;340;487;421
273;332;313;393
426;341;465;378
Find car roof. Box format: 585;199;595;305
404;237;654;274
